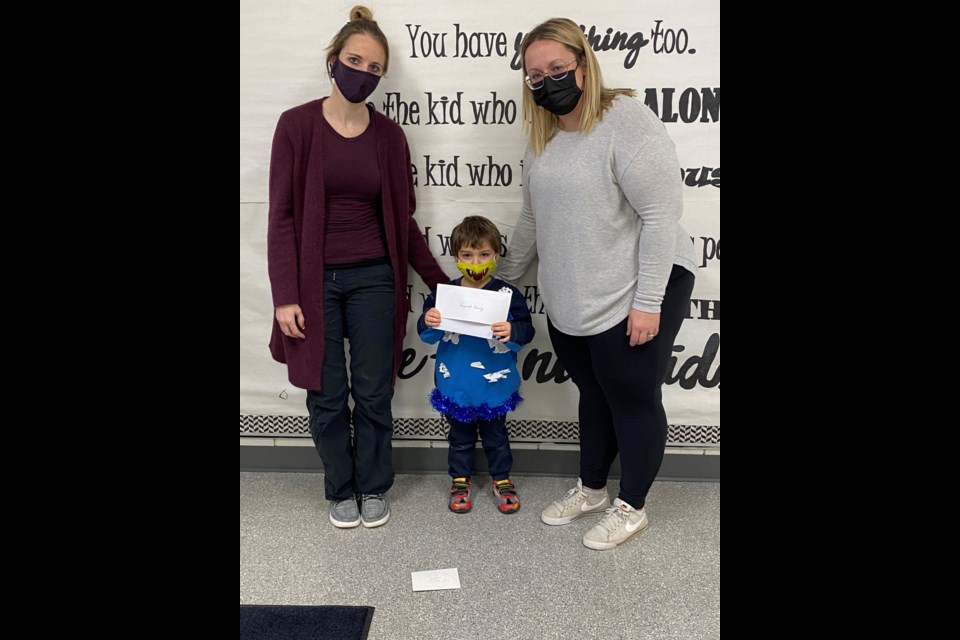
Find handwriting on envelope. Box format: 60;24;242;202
435;284;512;340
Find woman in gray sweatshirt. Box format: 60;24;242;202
498;17;698;551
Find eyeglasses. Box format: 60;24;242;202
524;58;578;90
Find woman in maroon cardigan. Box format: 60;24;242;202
267;6;447;530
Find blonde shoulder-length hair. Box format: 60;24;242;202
520;18;636;154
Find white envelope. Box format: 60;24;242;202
411;568;461;592
435;284;511;340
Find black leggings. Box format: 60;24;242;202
547;265;695;508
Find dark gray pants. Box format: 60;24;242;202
307;262;395;500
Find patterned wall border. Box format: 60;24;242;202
240;415;719;447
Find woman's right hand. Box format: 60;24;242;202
276;304;306;339
425;308;442;328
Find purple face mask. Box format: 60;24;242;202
330;59;381;103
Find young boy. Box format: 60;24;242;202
418;216;535;514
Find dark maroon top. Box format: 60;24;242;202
321;116;386;265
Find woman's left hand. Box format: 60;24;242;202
627;309;660;346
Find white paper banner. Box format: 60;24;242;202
240;1;720;437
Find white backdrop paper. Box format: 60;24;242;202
240;0;719;436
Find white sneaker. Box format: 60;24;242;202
582;498;648;551
540;478;611;526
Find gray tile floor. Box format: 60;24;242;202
240;472;720;640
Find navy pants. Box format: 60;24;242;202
446;415;513;481
547;265;695;508
306;262;395;500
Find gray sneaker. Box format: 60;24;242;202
582;498;649;551
329;497;361;528
360;493;390;528
540;478;611;526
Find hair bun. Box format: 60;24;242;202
350;5;374;22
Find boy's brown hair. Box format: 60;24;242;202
450;216;503;256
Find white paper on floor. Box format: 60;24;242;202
411;568;461;592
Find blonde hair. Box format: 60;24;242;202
325;6;390;75
450;216;503;256
520;18;636;153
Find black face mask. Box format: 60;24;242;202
330;59;381;103
533;71;582;116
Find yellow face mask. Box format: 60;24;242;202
457;258;497;282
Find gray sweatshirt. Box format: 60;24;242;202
498;96;698;336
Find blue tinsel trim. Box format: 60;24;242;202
429;388;523;422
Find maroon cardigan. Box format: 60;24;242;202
267;98;447;390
